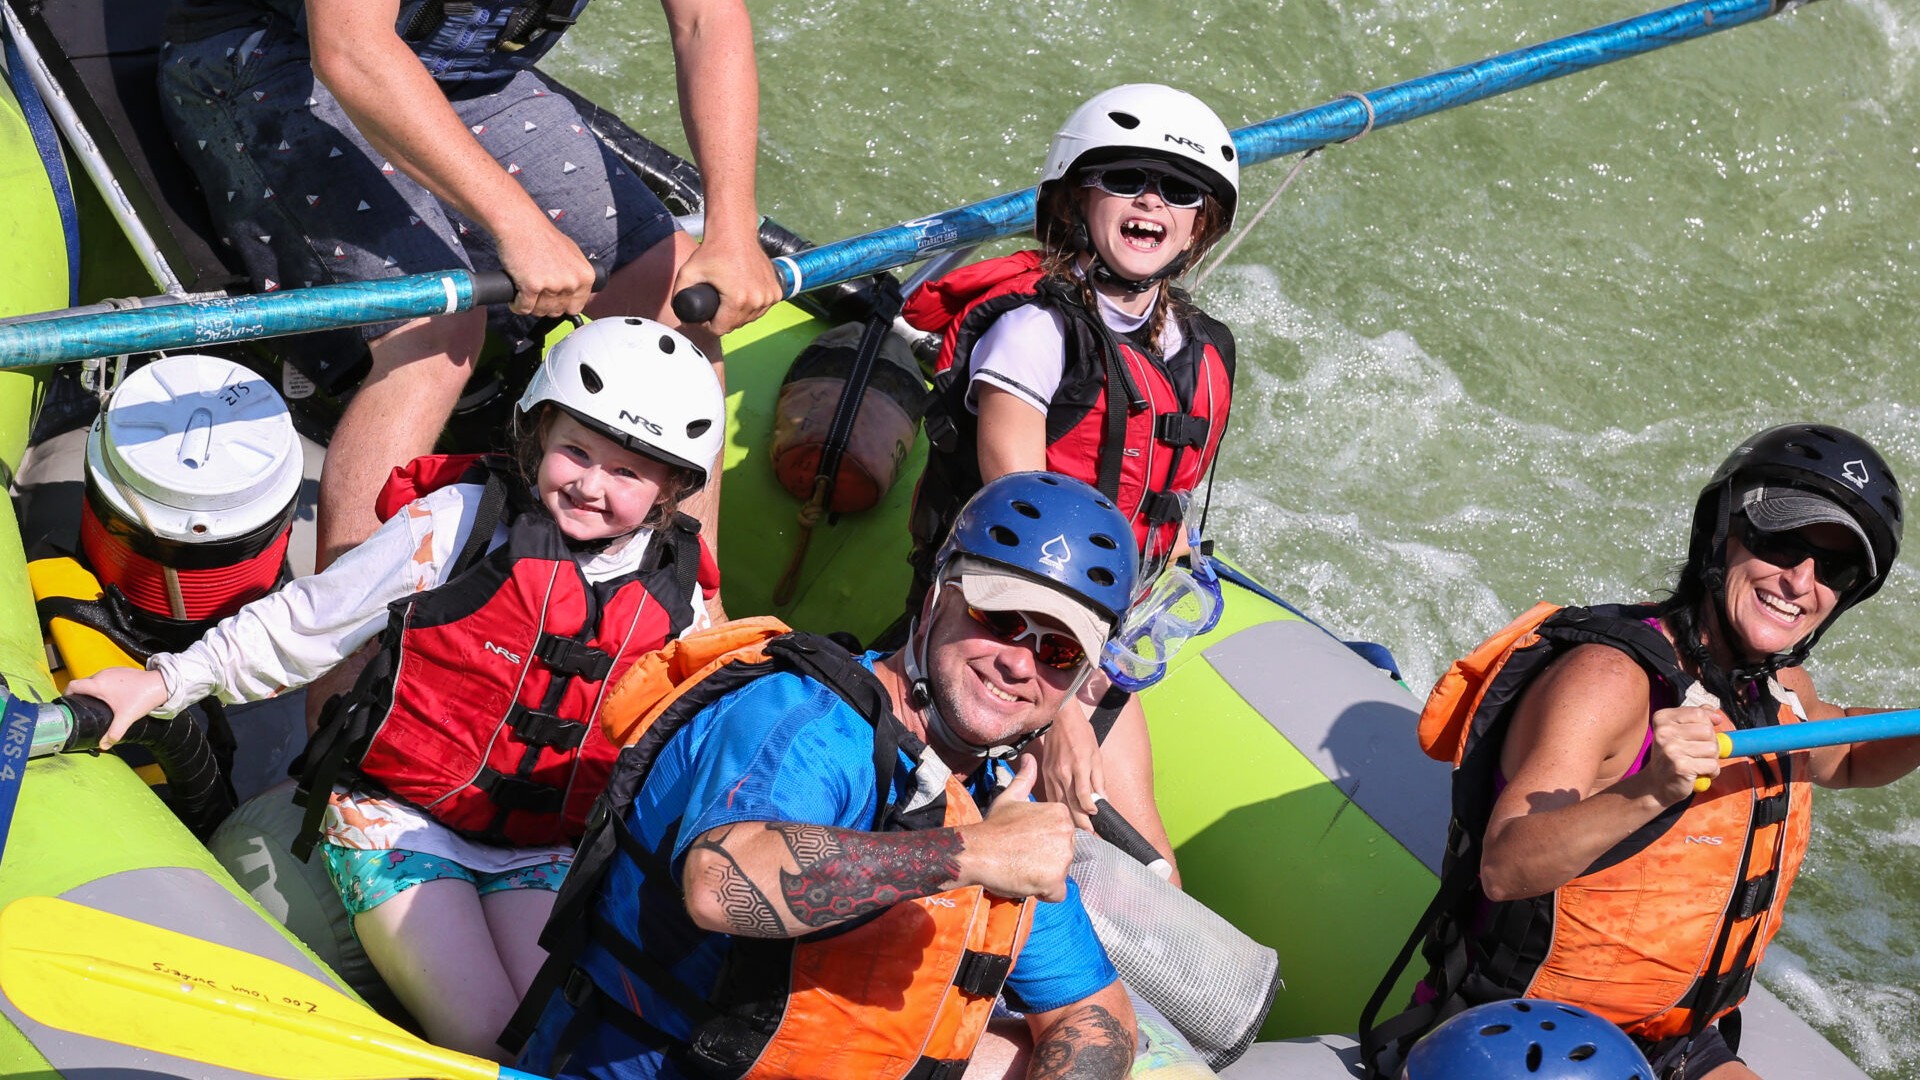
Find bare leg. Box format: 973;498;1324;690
1096;695;1181;888
480;885;558;998
351;876;525;1061
315;309;487;569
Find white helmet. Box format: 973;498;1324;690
1037;83;1241;246
516;316;725;487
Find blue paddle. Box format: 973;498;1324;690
673;0;1818;321
1719;709;1920;760
0;264;606;370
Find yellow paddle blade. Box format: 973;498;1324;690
0;896;503;1080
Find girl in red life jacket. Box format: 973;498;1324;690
901;85;1243;882
70;316;724;1062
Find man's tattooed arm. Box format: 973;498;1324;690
770;822;964;928
680;821;966;937
1026;987;1135;1080
685;824;785;937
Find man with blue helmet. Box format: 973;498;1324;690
508;471;1139;1079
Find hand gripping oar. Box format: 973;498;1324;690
0;264;607;369
0;896;547;1080
1689;708;1920;791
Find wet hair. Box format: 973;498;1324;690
511;404;703;532
1037;182;1228;357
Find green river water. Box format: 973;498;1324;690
550;0;1920;1072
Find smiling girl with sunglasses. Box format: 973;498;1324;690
898;85;1245;882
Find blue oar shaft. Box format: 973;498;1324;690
0;271;503;369
1722;708;1920;759
774;0;1813;298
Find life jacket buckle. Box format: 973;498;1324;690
477;766;565;812
1152;412;1209;449
951;948;1013;997
535;633;615;681
508;705;588;751
1751;791;1789;827
1733;873;1776;920
1140;489;1185;526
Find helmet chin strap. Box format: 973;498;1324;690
905;590;1051;761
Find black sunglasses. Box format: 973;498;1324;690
1080;167;1208;209
1736;519;1866;593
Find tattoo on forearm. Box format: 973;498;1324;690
689;825;784;936
1028;1003;1132;1080
769;823;964;928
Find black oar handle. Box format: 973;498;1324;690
470;262;612;307
1091;797;1173;880
672;283;721;324
58;693;235;838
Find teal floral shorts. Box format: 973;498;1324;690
321;845;570;918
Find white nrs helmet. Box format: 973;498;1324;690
516;316;725;487
1037;83;1241;244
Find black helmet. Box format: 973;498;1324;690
1686;425;1902;673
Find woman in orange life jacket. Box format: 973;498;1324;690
1470;425;1920;1079
68;316;724;1062
901;84;1242;881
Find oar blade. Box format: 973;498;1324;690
0;896;498;1080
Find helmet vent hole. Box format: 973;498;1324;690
1525;1044;1543;1071
687;419;712;438
1037;475;1061;486
622;317;645;325
1011;500;1041;519
1539;1021;1556;1031
1781;441;1820;460
1221;144;1236;162
1106;110;1140;130
1088;568;1115;587
1089;533;1118;550
1568;1045;1597;1062
578;364;605;394
658;334;677;354
1479;1025;1512;1036
989;525;1020;547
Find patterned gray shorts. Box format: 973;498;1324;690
159;20;678;390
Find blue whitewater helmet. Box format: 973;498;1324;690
1402;1000;1653;1080
908;472;1139;758
934;471;1139;627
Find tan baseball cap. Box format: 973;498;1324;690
942;555;1112;663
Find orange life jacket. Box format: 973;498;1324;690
504;625;1035;1079
1362;603;1812;1072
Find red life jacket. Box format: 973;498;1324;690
293;454;718;853
904;251;1235;579
1360;604;1811;1074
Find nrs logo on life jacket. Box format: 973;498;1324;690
293;453;716;854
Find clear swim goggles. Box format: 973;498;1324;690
1100;523;1225;694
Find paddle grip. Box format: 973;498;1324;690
672;283;721;324
1091;798;1172;880
1693;732;1738;793
470;262;611;307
